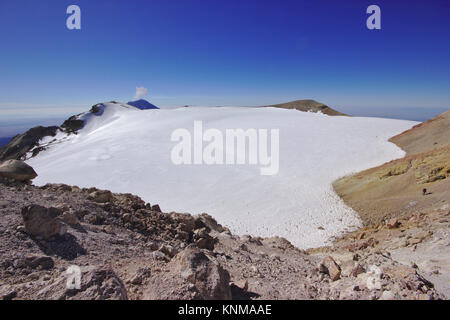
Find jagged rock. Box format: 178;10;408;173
318;256;341;281
194;213;225;232
351;263;366;277
61;116;84;133
0;160;37;181
151;204;161;212
170;247;231;300
88;190;113;203
170;212;195;233
193;227;215;250
38;266;128;300
21;205;66;239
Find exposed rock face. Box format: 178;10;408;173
21;205;66;239
170;247;232;300
61;116;84;133
0;160;37;181
0;126;58;161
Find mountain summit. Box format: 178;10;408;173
127;99;159;110
264;99;347;116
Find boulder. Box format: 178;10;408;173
37;266;128;300
170;247;231;300
21;205;66;239
0;160;37;181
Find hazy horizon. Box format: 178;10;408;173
0;101;448;141
0;0;449;127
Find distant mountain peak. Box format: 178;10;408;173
264;99;347;116
127;99;159;110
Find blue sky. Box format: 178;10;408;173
0;0;449;135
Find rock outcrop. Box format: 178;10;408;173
0;126;58;161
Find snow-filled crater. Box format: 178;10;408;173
27;103;417;249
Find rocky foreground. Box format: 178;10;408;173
0;172;446;300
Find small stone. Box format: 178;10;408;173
270;253;281;261
151;251;167;260
351;263;365;277
158;244;178;258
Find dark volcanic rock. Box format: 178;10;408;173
0;126;58;161
61;116;84;133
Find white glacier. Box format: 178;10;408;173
26;103;418;249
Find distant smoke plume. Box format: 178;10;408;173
134;87;148;100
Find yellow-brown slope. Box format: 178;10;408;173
333;110;450;226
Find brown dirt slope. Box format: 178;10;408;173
390;110;450;154
265;99;347;116
333;110;450;226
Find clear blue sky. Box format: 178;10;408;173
0;0;449;132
